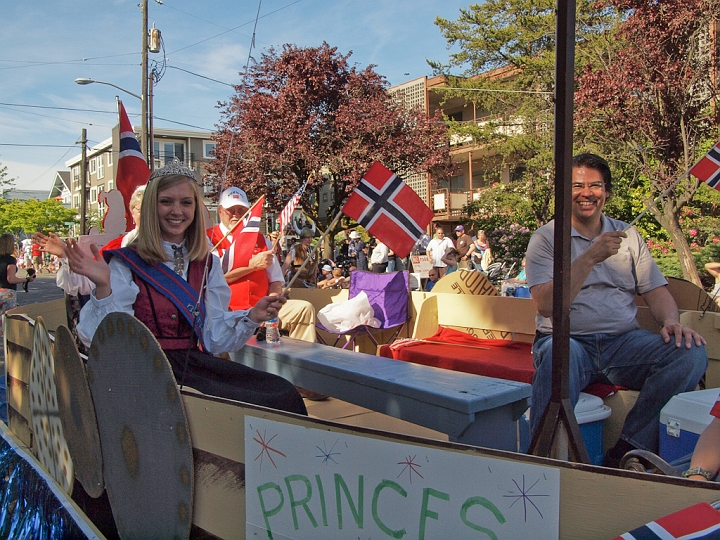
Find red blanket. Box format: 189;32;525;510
379;327;536;384
379;327;622;397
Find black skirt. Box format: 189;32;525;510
165;349;307;416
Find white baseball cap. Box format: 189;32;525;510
218;187;249;209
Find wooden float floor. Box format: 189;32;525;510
304;395;450;441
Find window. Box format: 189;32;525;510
203;141;217;158
89;158;97;174
107;151;113;166
107;180;114;191
72;167;80;190
73;194;80;209
154;141;185;168
90;186;97;204
97;155;105;179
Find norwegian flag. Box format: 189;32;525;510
342;162;434;259
690;140;720;190
116;101;151;231
225;196;265;271
613;502;720;540
279;189;302;235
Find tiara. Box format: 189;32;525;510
149;158;196;182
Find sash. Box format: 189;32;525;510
105;248;208;349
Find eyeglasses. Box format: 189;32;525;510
571;182;605;194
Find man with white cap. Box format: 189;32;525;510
207;186;316;342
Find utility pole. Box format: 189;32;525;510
80;128;88;235
141;0;149;164
149;69;155;171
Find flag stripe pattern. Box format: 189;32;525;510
342;162;434;259
690;141;720;190
116;101;151;231
279;190;301;234
613;502;720;540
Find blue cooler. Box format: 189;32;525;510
660;389;718;463
575;392;612;465
518;392;611;464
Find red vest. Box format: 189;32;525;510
207;225;269;311
131;259;207;351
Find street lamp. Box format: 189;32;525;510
75;77;152;168
74;78;142;101
75;77;154;233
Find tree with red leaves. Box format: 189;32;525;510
210;43;452;248
576;0;720;285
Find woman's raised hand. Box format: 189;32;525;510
33;232;68;258
65;240;112;299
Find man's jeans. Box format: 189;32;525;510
530;330;707;453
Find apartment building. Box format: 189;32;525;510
60;127;217;224
389;74;522;225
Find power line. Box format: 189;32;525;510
0;52;140;71
165;65;235;87
0;143;78;148
0;105;114;127
167;0;304;55
0;102;122;115
153;116;214;131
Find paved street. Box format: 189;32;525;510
15;270;65;307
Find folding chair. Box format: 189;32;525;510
316;270;409;350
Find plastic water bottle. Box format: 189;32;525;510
266;317;281;344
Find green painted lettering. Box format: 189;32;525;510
257;482;284;540
460;496;506;540
315;474;328;526
334;473;364;530
418;488;450;540
284;475;318;531
372;480;407;539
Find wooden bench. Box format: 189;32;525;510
230;337;532;451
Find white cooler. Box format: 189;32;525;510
660;388;719;463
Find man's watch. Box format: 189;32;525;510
682;467;716;480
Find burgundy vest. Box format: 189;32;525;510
131;258;209;350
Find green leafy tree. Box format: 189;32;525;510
0;161;17;194
0;199;77;236
432;0;615;226
575;0;720;285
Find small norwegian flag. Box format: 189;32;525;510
613;502;720;540
226;196;264;271
342;162;434;259
690;141;720;190
279;189;302;234
116;101;151;231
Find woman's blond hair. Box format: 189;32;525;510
0;233;15;257
131;175;208;265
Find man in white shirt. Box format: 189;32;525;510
425;226;454;277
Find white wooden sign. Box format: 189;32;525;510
245;416;560;539
410;255;433;278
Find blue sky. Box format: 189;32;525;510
0;0;464;191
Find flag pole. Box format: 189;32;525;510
210;196;264;254
195;195;264;308
282;208;343;294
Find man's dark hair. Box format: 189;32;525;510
572;153;612;193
